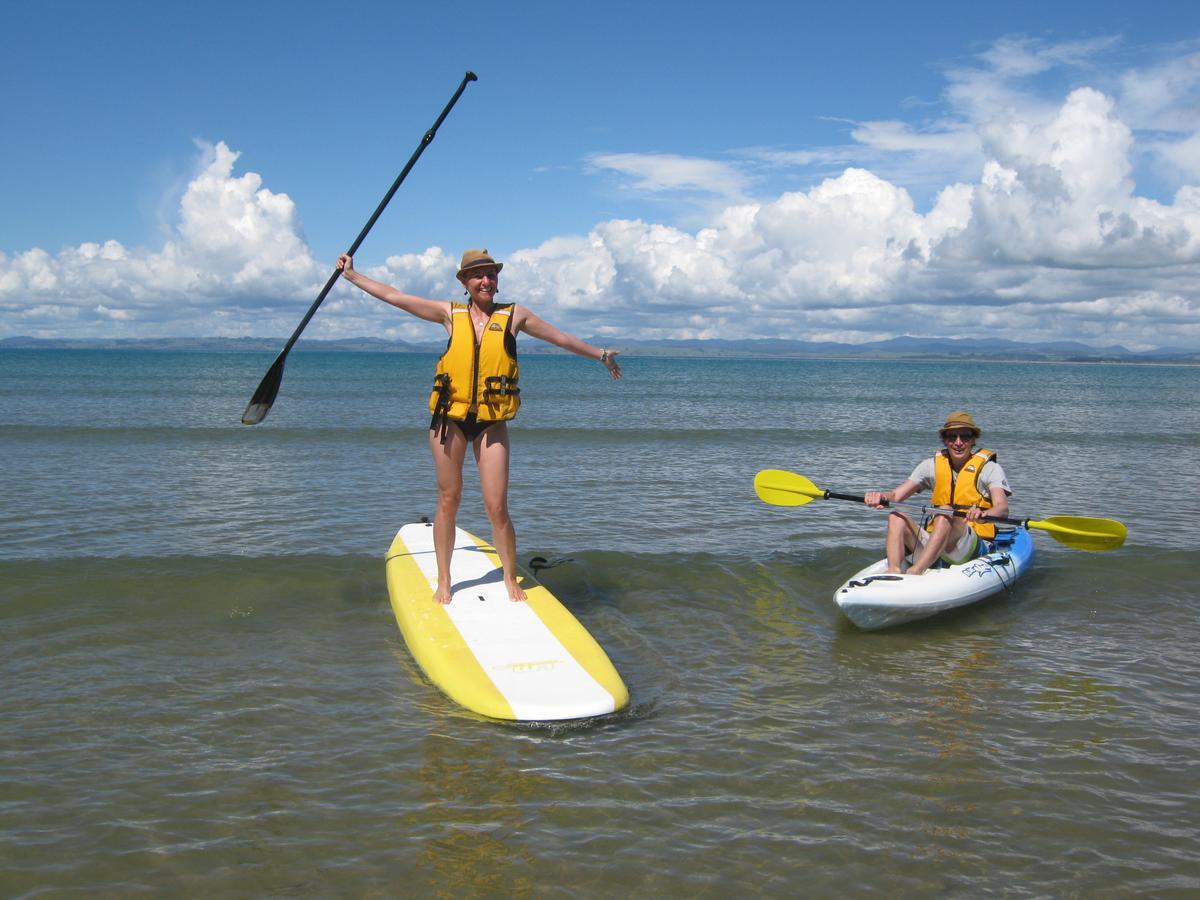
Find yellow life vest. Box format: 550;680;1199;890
428;302;520;433
929;447;998;539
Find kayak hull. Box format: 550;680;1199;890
834;528;1035;631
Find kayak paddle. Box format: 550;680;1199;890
753;468;1127;552
242;71;478;425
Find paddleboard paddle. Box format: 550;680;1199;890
242;71;478;425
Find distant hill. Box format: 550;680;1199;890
611;336;1200;363
0;336;434;353
2;334;1197;363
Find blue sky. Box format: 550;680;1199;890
4;0;1200;349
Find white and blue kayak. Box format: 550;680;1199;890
834;528;1035;631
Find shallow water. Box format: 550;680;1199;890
1;350;1198;895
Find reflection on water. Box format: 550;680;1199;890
404;724;542;898
926;640;1001;760
917;641;1000;862
1036;672;1120;718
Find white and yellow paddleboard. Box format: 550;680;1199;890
385;522;629;721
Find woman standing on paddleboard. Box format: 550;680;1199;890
337;249;622;604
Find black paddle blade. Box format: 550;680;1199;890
241;353;286;425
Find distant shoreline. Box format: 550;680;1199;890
1;335;1197;365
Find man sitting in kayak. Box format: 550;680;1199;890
863;411;1011;575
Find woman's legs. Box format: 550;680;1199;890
473;423;526;601
429;425;469;604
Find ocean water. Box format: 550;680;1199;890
2;348;1198;896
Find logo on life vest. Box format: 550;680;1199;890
489;322;504;331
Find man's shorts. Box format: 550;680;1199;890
915;520;980;565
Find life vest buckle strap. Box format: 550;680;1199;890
430;374;453;445
481;375;520;399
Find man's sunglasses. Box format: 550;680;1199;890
941;430;976;442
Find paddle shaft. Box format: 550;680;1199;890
281;71;477;358
823;487;1027;528
753;469;1125;550
242;71;477;425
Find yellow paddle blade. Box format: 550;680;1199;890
754;469;825;506
1026;516;1127;551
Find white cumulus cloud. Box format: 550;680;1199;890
0;141;324;337
3;36;1200;351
